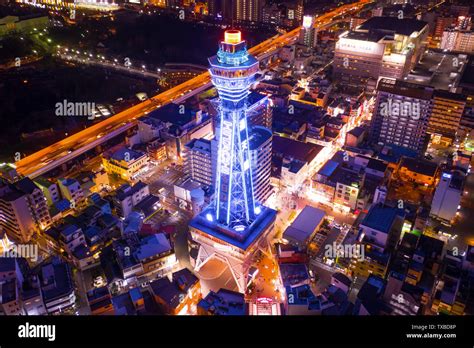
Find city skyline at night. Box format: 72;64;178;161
0;0;473;345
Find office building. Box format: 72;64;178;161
189;30;276;293
334;17;429;86
184;138;215;187
370;78;433;155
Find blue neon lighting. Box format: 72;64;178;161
209;32;259;230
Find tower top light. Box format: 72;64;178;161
224;30;242;44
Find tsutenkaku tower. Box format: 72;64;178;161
208;30;260;230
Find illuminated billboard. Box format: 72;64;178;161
336;37;384;56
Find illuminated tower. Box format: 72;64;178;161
210;30;259;230
188;30;276;293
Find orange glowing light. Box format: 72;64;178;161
224;30;242;44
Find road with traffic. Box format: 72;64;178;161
15;0;373;178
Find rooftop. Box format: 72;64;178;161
366;158;387;173
185;138;212;155
0;257;16;273
283;206;326;245
347;126;366;138
249;126;272;150
361;204;404;234
108;147;146;163
197;288;246;315
145;103;200;128
40;259;75;303
399;157;438;177
273;135;323;164
332;272;352;287
317;160;340;178
149;277;184;310
133;233;172;261
407;51;468;91
377;78;434;100
279;263;310;288
358;16;428;37
116;181;148;201
172;268;199;292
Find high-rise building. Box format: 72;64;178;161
428;91;466;146
233;0;264;22
249;126;272;204
334;17;428;86
262;3;281;26
430;171;464;225
207;0;219;17
247;91;273;129
189;30;276;293
0;178;51;243
184;138;215;187
284;0;303;27
370;78;433;155
299;15;317;48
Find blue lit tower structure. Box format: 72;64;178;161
212;30;258;229
189;30;276;293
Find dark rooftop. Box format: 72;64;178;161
149;277;184;310
358;16;428;37
273;135;323;164
377;78;434;100
399;157;438;177
197;288;246;315
361;204;404;234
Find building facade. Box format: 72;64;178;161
0;178;51;242
428;91;466;146
430;171;464;225
370;78;433;155
184;138;215;188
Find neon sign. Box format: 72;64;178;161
220;120;232;175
